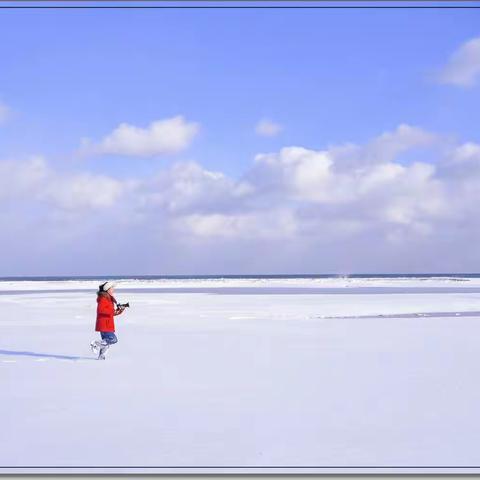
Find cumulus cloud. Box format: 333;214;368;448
437;36;480;87
43;173;124;210
4;123;480;274
174;210;298;239
451;142;480;163
141;162;239;214
245;125;442;215
0;156;124;210
83;116;199;157
0;156;49;200
113;122;450;257
255;118;283;137
253;147;335;203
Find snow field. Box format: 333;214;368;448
1;283;480;473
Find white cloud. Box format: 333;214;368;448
175;210;298;239
316;124;437;177
254;147;335;203
141;161;240;214
255;118;283;137
116;123;449;251
247;125;441;211
5;123;480;273
0;156;124;211
84;116;199;157
438;36;480;87
366;124;437;161
451;142;480;163
437;141;480;181
43;173;124;210
0;156;48;199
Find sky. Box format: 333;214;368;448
1;7;480;275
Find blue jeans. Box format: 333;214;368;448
100;332;118;345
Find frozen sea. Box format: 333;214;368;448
1;275;480;474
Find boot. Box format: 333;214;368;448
98;342;110;360
90;340;102;355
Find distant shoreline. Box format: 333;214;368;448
2;273;480;281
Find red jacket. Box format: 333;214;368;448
95;292;118;332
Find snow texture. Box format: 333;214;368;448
1;277;480;474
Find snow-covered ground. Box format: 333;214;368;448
2;278;480;474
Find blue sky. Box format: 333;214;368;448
1;8;479;173
1;7;480;274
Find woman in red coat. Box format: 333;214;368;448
90;282;126;360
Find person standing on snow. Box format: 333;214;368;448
90;282;126;360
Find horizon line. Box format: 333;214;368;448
2;272;480;279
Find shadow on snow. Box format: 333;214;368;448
0;349;94;361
